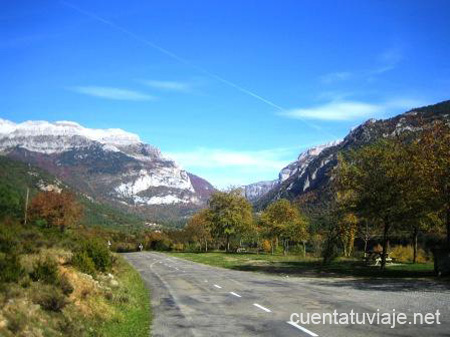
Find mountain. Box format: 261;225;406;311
254;100;450;219
0;156;145;230
0;119;215;225
243;140;342;202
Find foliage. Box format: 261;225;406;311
390;245;429;263
77;239;111;272
260;199;309;254
33;285;68;312
72;251;97;275
0;183;22;220
0;254;25;283
30;257;59;284
184;209;212;252
208;189;253;252
29;190;83;232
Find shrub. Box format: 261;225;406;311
0;254;25;283
390;245;429;263
58;273;74;295
72;251;96;276
33;285;68;312
261;240;271;253
0;224;21;254
78;239;111;272
5;311;27;334
30;257;59;284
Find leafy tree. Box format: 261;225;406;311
184;209;212;252
412;122;450;248
335;140;412;269
260;199;308;255
0;183;22;220
29;191;83;232
208;189;253;252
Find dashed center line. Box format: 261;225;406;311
286;321;318;337
253;303;271;313
229;292;242;298
214;284;222;289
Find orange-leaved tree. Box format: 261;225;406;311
29;191;83;232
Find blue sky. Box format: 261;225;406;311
1;0;449;187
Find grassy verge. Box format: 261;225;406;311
97;255;151;337
168;252;436;278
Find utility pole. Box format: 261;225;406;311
24;187;29;225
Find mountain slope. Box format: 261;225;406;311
0;120;215;224
0;156;145;229
255;100;450;218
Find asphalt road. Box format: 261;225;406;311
124;252;450;337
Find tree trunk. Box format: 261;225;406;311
363;239;368;259
283;240;288;256
205;240;208;253
302;241;306;257
271;238;274;255
413;226;418;264
381;222;390;270
226;235;230;253
447;207;450;251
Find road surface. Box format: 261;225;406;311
124;252;450;337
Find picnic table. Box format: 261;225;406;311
363;251;394;266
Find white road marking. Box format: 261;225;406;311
214;284;222;289
253;303;271;313
175;268;179;270
230;292;242;298
286;321;318;337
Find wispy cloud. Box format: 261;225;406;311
70;86;155;101
166;147;302;188
167;147;293;170
320;72;352;84
140;80;193;92
280;98;426;121
372;47;403;74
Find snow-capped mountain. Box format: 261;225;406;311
0;119;215;222
244;180;279;201
254;100;450;214
243;140;342;202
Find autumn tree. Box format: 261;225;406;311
208;189;253;252
335;141;412;269
412;122;450;249
260;199;308;255
184;209;212;252
29;191;83;232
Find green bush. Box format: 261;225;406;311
0;225;21;254
30;257;59;284
78;239;111;272
33;285;68;312
72;251;96;275
0;254;25;283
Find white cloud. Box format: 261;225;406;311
166;148;292;170
280;98;427;121
140;80;192;92
70;86;155;101
320;72;352;84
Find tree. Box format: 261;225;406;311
412;122;450;249
208;190;253;252
335;141;412;269
338;213;358;257
0;183;22;220
260;199;308;255
29;191;83;232
185;209;212;252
